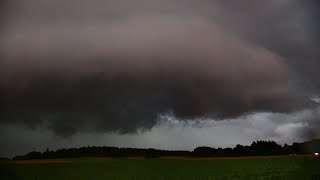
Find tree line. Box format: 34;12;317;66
12;139;320;160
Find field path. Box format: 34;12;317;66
12;159;71;164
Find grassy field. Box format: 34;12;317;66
0;156;319;179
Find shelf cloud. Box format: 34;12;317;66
0;0;319;138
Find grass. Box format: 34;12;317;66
0;156;319;179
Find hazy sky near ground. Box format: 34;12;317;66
0;0;320;157
1;106;320;158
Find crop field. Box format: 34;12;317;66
0;156;319;179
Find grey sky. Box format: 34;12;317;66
1;105;319;158
0;0;319;157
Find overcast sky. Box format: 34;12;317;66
0;0;319;158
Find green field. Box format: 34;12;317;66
1;156;319;179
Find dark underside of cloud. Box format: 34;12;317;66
0;0;319;137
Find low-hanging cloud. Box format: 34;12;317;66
0;0;319;137
1;105;319;158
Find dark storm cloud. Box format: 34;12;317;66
0;0;318;136
1;106;320;158
210;0;320;94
